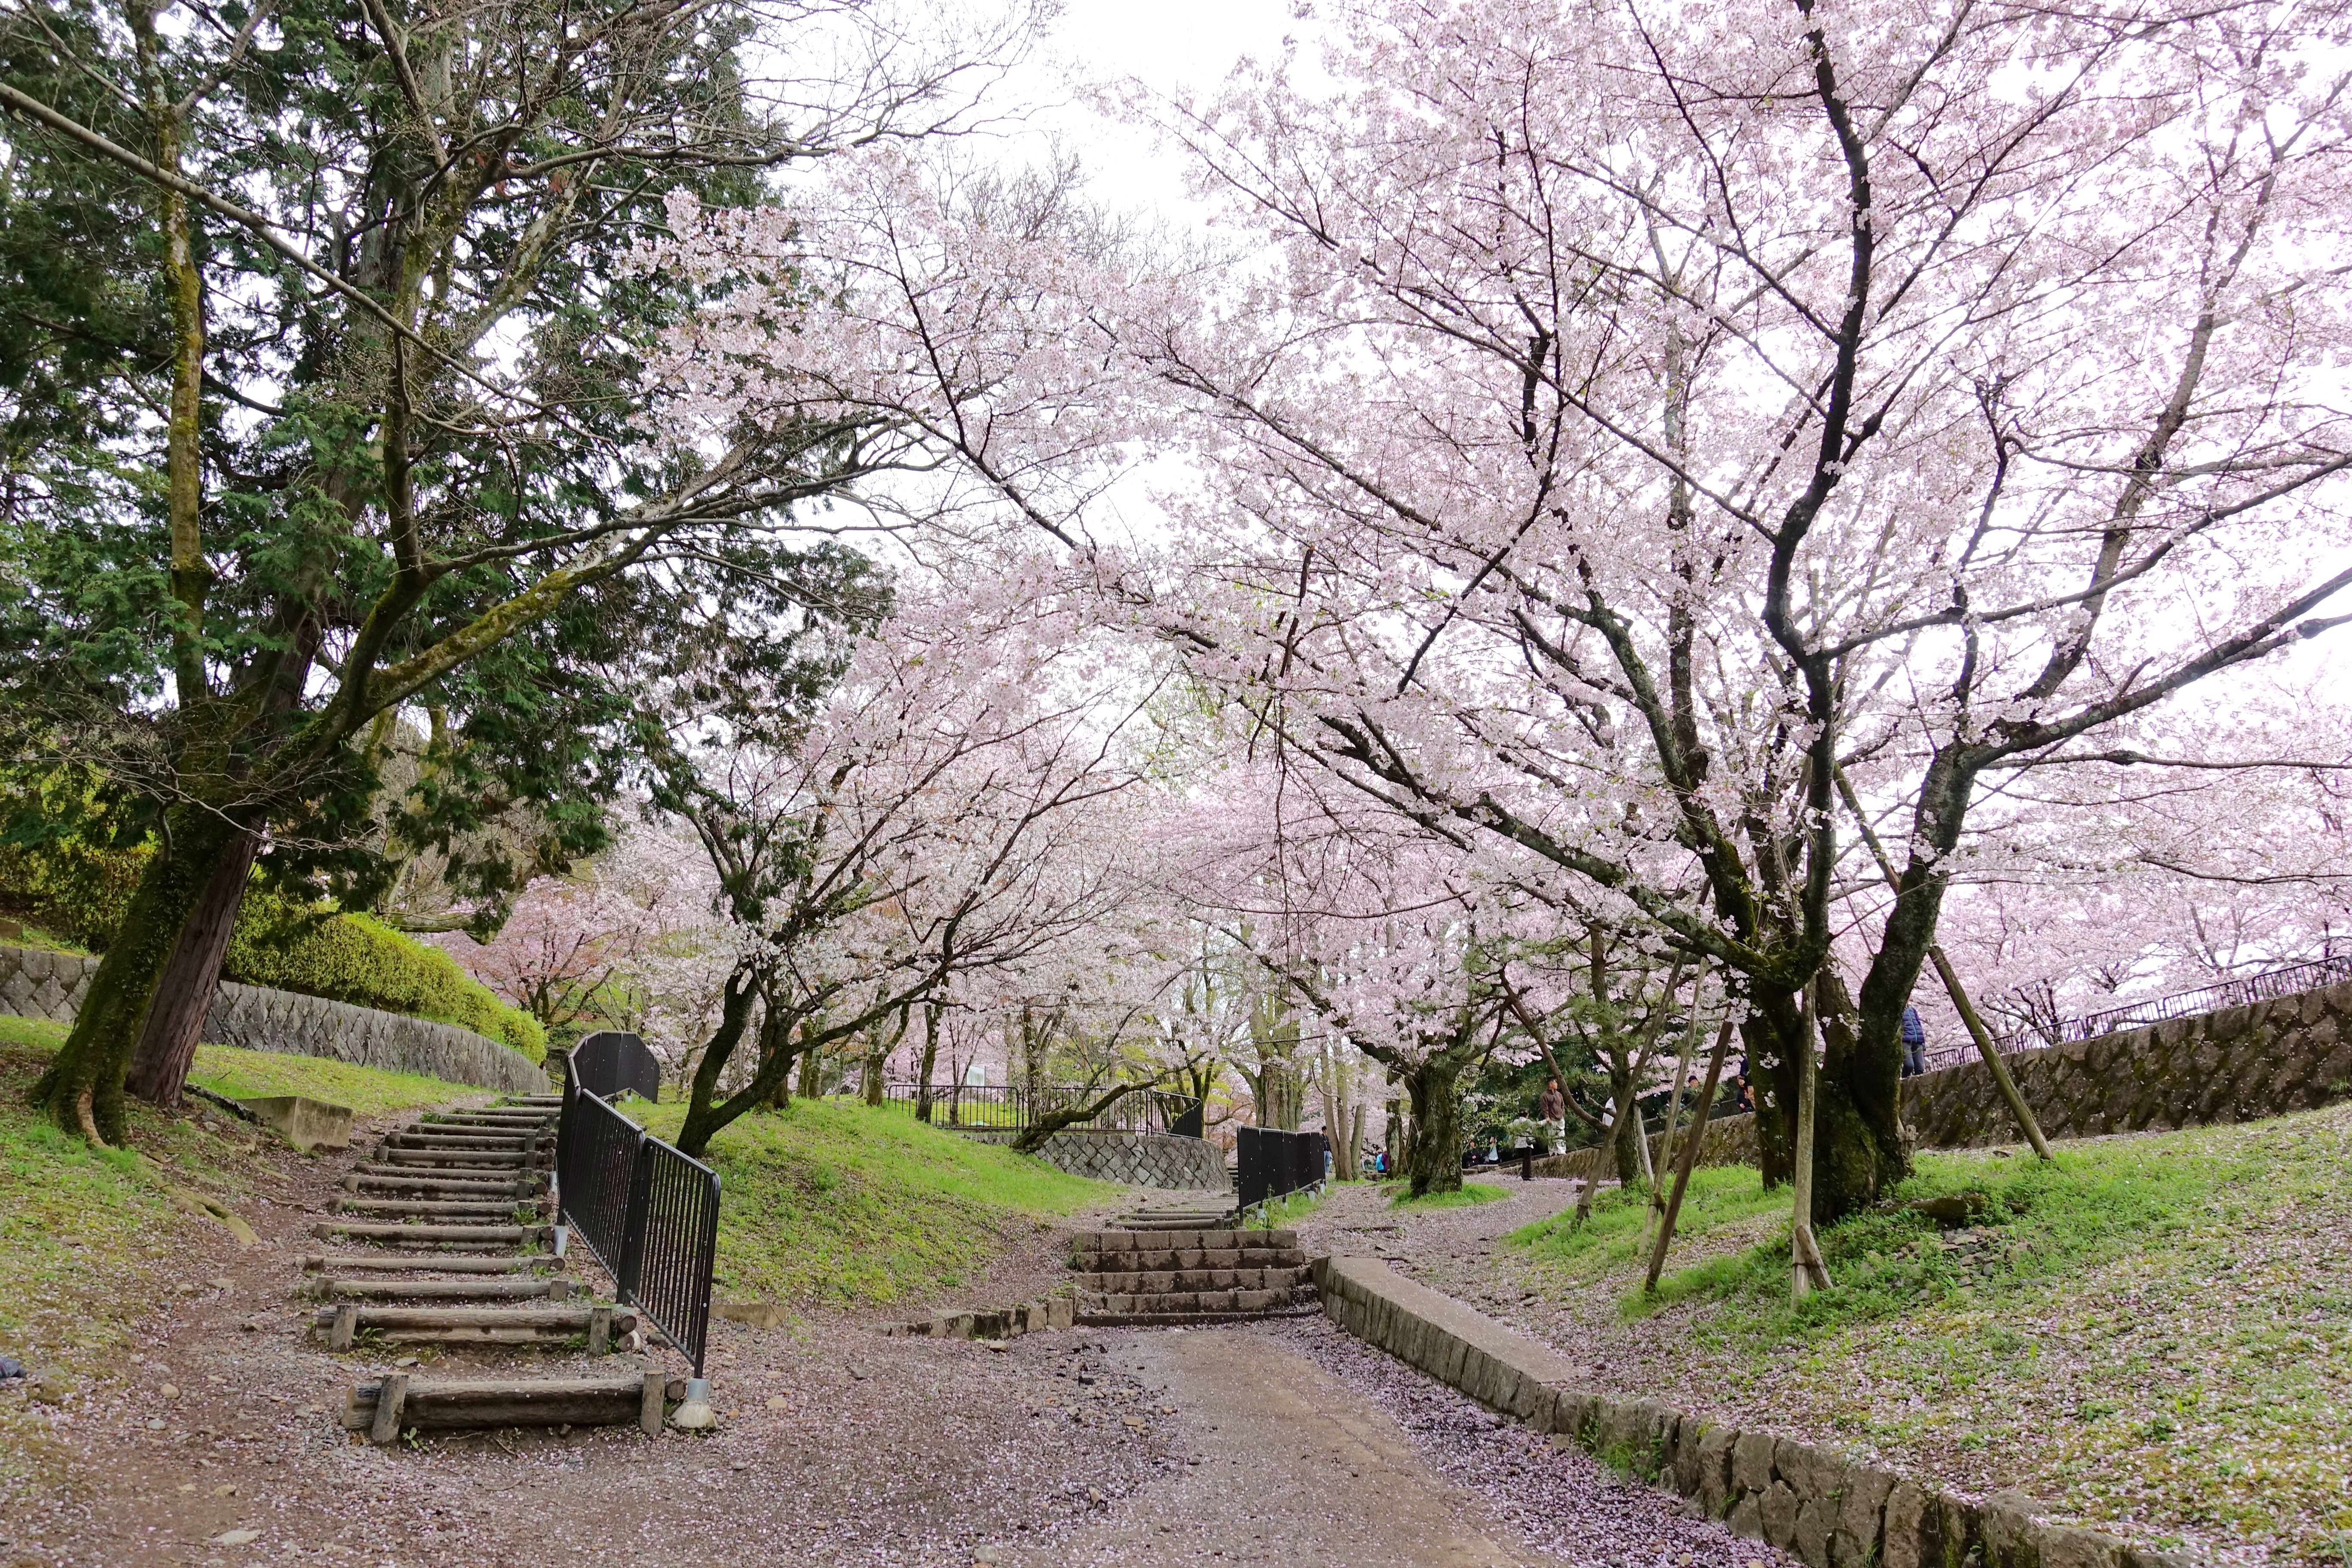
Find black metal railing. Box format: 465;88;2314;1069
570;1029;663;1102
556;1053;720;1378
1921;952;2352;1072
858;1080;1205;1138
1235;1125;1327;1210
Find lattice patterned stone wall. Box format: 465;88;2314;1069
0;941;547;1095
1906;979;2352;1148
964;1129;1231;1191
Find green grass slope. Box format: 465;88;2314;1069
1508;1104;2352;1566
633;1097;1112;1310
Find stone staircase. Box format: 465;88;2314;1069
1066;1225;1319;1326
301;1095;673;1441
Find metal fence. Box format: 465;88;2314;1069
570;1029;663;1102
1922;952;2352;1072
556;1053;720;1378
1235;1126;1327;1210
862;1080;1205;1138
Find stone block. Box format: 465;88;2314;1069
1832;1464;1896;1568
237;1094;354;1152
2038;1525;2125;1568
1692;1424;1737;1514
1981;1490;2041;1568
1795;1495;1836;1568
1731;1430;1777;1494
1728;1492;1766;1540
1774;1436;1844;1504
1761;1481;1802;1551
1882;1480;1939;1568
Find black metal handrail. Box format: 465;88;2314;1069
570;1029;662;1102
556;1052;720;1378
1236;1125;1326;1209
858;1079;1205;1139
1922;952;2352;1072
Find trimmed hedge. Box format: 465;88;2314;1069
0;837;544;1062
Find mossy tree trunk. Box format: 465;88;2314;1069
123;827;261;1108
1400;1057;1465;1197
31;805;251;1141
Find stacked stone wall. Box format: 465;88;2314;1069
0;942;546;1096
1531;1111;1760;1182
1906;979;2352;1147
963;1128;1230;1191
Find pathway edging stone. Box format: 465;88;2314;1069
1311;1254;2193;1568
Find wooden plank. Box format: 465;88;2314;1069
315;1277;568;1302
309;1305;627;1331
369;1372;408;1445
311;1222;538;1244
344;1376;646;1431
640;1370;666;1436
301;1253;553;1274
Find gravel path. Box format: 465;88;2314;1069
5;1153;1783;1567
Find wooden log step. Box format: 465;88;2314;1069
311;1303;634;1346
374;1148;531;1169
426;1108;555;1121
312;1220;543;1245
301;1252;555;1274
351;1161;543;1185
342;1372;673;1436
309;1276;574;1302
384;1131;533;1150
497;1096;565;1107
344;1173;532;1198
331;1197;539;1220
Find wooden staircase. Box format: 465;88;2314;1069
1066;1225;1320;1326
302;1095;675;1442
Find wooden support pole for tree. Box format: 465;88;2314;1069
1644;1017;1735;1294
1790;982;1832;1301
1831;765;2052;1160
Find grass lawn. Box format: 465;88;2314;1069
184;1041;485;1117
631;1096;1113;1310
1390;1177;1512;1211
1503;1104;2352;1567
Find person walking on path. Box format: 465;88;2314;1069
1537;1077;1568;1151
1900;1003;1928;1078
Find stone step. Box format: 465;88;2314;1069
331;1197;541;1221
342;1372;670;1439
310;1302;634;1349
1073;1228;1297;1252
1068;1245;1308;1273
312;1220;547;1246
307;1275;576;1303
1075;1285;1321;1323
1072;1266;1313;1294
344;1172;536;1199
301;1253;557;1275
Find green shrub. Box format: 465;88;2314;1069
225;896;545;1061
0;830;542;1062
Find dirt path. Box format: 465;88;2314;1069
5;1148;1782;1568
995;1320;1784;1568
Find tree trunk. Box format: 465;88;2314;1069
1608;1065;1645;1186
1401;1060;1464;1197
31;806;250;1142
124;826;262;1107
914;1000;942;1122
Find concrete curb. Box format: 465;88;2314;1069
1311;1256;2192;1568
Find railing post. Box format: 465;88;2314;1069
616;1134;654;1307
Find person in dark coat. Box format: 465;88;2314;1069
1901;1003;1928;1078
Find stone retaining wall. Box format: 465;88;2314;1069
1313;1255;2182;1568
0;942;547;1096
1531;1111;1760;1183
963;1128;1230;1191
1908;979;2352;1148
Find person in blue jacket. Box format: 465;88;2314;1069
1900;1003;1928;1078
